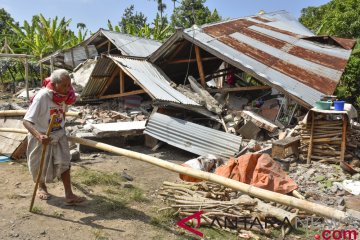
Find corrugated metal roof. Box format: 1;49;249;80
80;58;118;98
151;10;355;107
144;112;242;158
101;30;162;57
109;56;199;105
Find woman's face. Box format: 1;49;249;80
55;77;71;95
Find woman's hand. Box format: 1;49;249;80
37;134;51;145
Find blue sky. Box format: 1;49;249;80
0;0;330;33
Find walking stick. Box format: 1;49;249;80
29;114;57;212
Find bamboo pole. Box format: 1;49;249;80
0;110;81;118
0;128;355;223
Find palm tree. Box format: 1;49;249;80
157;0;167;19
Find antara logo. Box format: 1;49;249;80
176;211;204;237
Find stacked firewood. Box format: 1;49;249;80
159;181;297;237
298;119;346;162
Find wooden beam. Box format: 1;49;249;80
99;89;146;99
107;41;111;53
340;116;347;162
207;85;272;93
306;111;315;164
24;58;29;100
194;46;206;87
95;40;110;49
165;41;187;63
120;69;125;94
0;53;31;58
50;57;54;72
70;48;75;68
167;57;218;65
98;68;119;97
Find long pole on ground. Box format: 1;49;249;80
0;128;354;222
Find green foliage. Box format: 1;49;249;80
73;169;124;186
109;6;173;42
300;0;360;37
119;4;147;33
0;8;17;35
6;14;87;58
300;0;360;108
171;0;222;28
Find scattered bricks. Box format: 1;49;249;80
238;121;261;139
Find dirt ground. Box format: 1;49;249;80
0;144;222;240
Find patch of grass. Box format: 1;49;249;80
200;227;237;240
93;195;127;213
91;228;109;240
289;226;321;239
104;185;149;203
150;208;177;227
31;206;43;214
127;187;148;202
73;169;123;186
53;210;64;218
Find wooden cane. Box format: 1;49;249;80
29;114;57;212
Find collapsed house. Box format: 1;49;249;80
63;10;356;158
18;10;356;159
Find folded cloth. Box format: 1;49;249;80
49;128;66;145
27;130;71;183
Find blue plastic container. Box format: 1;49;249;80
0;156;10;163
334;101;345;111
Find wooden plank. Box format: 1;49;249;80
239;110;278;132
99;89;146;99
340;116;347;162
164;41;187;63
207;85;271;93
306;111;315;164
0;117;27;157
120;69;125;94
188;76;222;114
70;48;75;68
167;57;218;64
98;68;119;97
194;46;206;87
107;41;111;53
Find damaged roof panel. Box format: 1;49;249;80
110;56;199;105
182;30;323;105
101;30;162;57
144;113;242;158
178;10;354;107
80;58;118;98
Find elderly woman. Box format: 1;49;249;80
23;69;85;204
